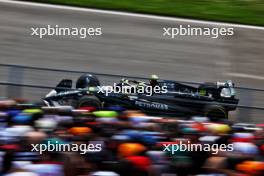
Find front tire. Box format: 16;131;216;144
77;95;102;110
204;105;227;119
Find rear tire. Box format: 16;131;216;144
204;105;227;119
77;95;101;110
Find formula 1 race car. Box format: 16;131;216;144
43;74;239;118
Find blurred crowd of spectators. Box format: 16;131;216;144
0;99;263;176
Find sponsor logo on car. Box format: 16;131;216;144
135;101;169;110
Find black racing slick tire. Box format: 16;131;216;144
77;95;101;110
204;105;228;119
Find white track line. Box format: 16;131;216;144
226;72;264;80
1;0;264;30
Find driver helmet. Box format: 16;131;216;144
76;74;100;89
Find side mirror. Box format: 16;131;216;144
55;79;72;92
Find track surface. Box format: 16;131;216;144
0;1;264;122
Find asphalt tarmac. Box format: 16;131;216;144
0;1;263;122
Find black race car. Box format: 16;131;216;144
43;74;239;118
